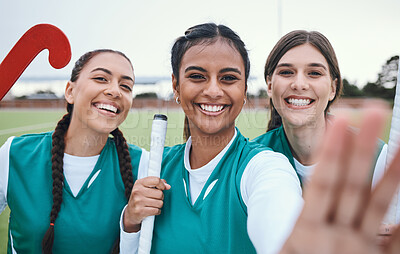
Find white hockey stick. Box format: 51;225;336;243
383;65;400;224
138;114;168;254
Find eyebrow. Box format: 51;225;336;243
184;66;206;73
276;63;327;70
184;66;242;75
220;67;241;75
309;63;327;70
91;67;134;82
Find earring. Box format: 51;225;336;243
243;98;247;105
175;96;181;104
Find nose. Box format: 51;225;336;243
291;74;309;91
105;81;121;98
203;78;224;98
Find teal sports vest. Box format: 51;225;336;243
151;129;270;254
7;132;142;254
253;125;385;186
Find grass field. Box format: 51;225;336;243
0;107;392;252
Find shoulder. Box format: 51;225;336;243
0;136;15;156
162;143;185;157
244;149;299;184
240;149;301;202
249;149;293;170
376;138;386;151
14;131;54;140
11;131;53;149
127;143;144;154
252;127;280;144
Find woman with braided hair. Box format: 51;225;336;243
0;49;149;253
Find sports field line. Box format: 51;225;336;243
0;122;55;136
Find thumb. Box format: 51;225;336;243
161;179;171;190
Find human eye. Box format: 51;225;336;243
221;74;239;82
278;70;293;76
120;83;133;92
308;71;323;78
93;76;108;83
188;73;205;81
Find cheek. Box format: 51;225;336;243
271;86;284;104
318;84;333;101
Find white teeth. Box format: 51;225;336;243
288;98;311;106
95;103;118;113
200;104;224;112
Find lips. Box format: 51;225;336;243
196;103;230;115
199;104;225;112
94;102;120;114
284;96;314;107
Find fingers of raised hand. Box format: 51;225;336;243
335;110;385;226
386;225;400;254
362;147;400;239
376;224;398;248
301;116;349;223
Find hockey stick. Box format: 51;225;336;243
383;64;400;224
0;24;71;100
138;114;168;254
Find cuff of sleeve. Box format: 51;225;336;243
120;205;140;253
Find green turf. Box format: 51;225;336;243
0;108;392;251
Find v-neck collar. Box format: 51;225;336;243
63;139;111;199
182;128;238;208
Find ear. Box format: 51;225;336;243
172;73;180;99
266;75;273;98
329;78;337;101
64;81;75;104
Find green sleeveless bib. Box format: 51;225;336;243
7;132;142;254
151;129;270;254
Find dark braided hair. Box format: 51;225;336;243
171;23;250;140
111;128;133;200
42;49;134;254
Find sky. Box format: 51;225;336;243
1;0;400;90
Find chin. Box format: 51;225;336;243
285;116;317;129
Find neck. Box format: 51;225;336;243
64;119;109;156
282;116;327;166
189;127;235;169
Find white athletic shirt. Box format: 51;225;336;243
120;129;304;254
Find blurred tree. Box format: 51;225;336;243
362;55;398;102
376;55;399;89
135;92;158;98
258;89;268;98
341;78;364;97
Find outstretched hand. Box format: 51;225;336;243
280;108;400;254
